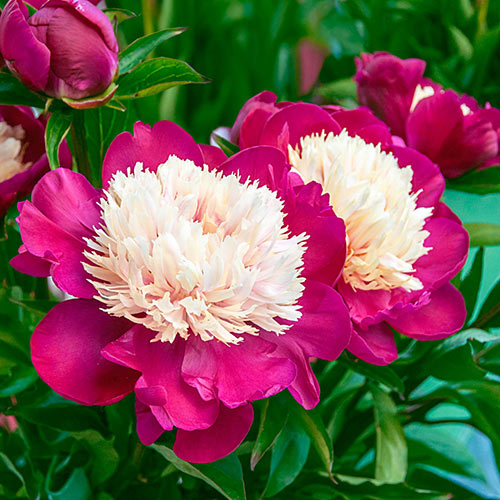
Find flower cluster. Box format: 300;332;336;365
0;4;471;465
354;52;500;177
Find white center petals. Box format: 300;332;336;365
288;130;433;292
411;84;472;116
83;157;307;345
0;122;30;183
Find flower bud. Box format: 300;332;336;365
0;0;118;102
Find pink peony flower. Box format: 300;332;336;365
354;52;500;178
11;121;351;462
0;105;53;218
0;0;118;103
27;0;102;7
229;92;468;365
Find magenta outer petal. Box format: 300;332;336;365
231;90;278;145
286;346;320;410
199;144;227;170
17;201;95;298
182;335;296;409
259;103;341;153
388;283;466;340
135;399;169;446
174;404;253;463
0;0;50;92
126;330;219;431
218;145;290;193
434;202;462;225
102;121;204;188
31;299;139;405
354;52;426;137
31;168;101;239
406;91;499;178
347;323;398;366
284;181;346;285
415;217;469;290
328;107;393;148
391;145;444;208
10;245;51;276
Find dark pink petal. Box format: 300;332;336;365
10;245;51;276
391;145;444;208
0;192;16;219
433;202;462;224
17;200;95;297
31;168;101;239
259;103;341;153
354;52;426;137
182;335;296;409
329;107;392;148
286;344;320;410
284;181;346;285
347;323;398;366
130;330;219;431
406;91;498;178
0;0;50;92
388;283;466;340
199;144;227;170
102;121;204;188
231;90;277;145
281;280;352;361
135;399;168;446
174;404;253;463
218;145;290;193
415;217;469;290
31;299;138;405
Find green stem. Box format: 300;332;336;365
70;110;93;184
477;0;490;38
141;0;156;36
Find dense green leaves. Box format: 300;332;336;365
0;73;45;108
447;166;500;194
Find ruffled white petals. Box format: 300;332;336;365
288;130;432;292
83;157;307;344
0;122;30;182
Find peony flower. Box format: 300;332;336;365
0;105;50;218
0;0;118;104
229;92;468;365
11;121;351;462
27;0;102;7
354;52;500;178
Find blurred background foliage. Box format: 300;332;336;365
2;0;500;499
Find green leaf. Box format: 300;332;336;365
48;468;91;500
116;57;209;99
460;247;484;322
289;403;334;476
103;8;136;24
45;110;72;170
152;445;246;500
371;385;407;484
477;341;500;376
71;430;119;486
119;28;187;74
263;419;311;497
0;73;45;108
251;397;288;470
341;356;405;397
473;278;500;329
210;132;239;156
13;405;106;434
0;366;38;397
420;328;495;381
466;223;500;246
447;166;500;194
448;26;473;59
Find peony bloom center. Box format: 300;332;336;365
410;84;472;116
288;130;432;292
83;157;307;344
0;122;30;182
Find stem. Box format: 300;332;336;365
70;110;93;184
141;0;156;36
477;0;489;38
